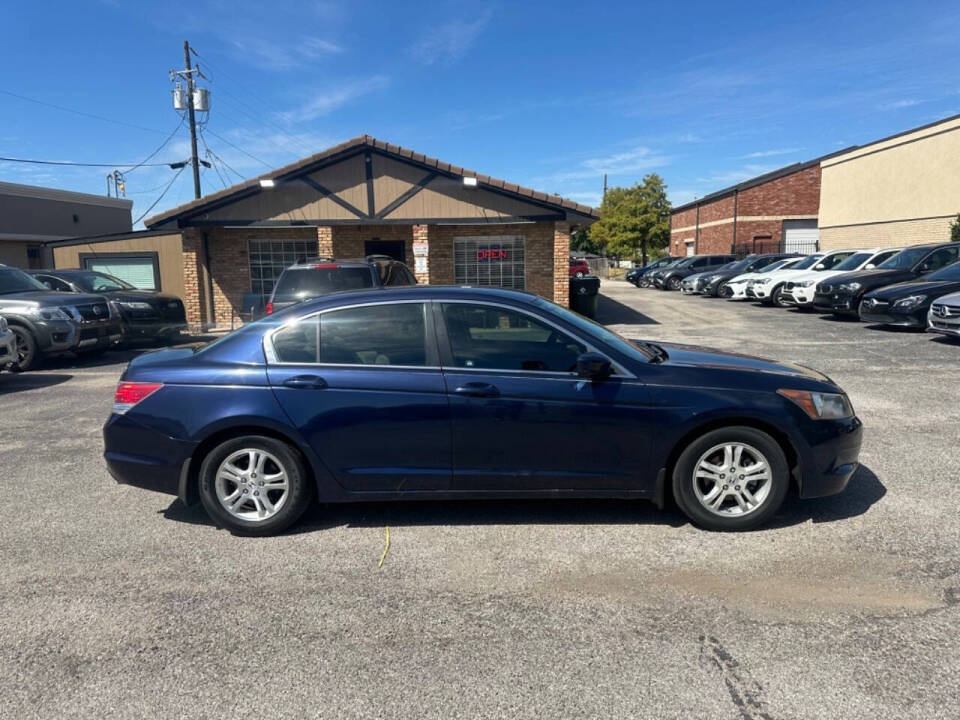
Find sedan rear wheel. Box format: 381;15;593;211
672;426;789;531
199;435;313;535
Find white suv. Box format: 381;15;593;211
780;248;902;308
726;257;804;300
746;250;855;306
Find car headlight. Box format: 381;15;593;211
756;278;773;285
25;307;72;321
892;294;927;309
839;282;862;292
122;301;154;311
794;280;815;288
778;389;854;419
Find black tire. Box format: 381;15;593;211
671;426;790;531
667;276;682;291
8;325;38;372
718;283;732;298
574;270;585;279
198;435;314;536
768;284;786;306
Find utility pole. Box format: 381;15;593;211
183;40;201;199
602;173;607;199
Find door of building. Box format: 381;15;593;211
364;240;406;263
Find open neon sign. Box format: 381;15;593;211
477;248;508;261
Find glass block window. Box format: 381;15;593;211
454;236;525;290
248;238;318;300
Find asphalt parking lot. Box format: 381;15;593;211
2;283;958;720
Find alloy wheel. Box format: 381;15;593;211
215;448;290;521
692;442;772;517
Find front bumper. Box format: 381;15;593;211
680;280;702;294
927;304;960;337
726;282;749;300
795;415;864;499
859;305;926;327
74;319;124;350
0;329;15;363
813;291;859;314
781;286;815;306
123;321;188;339
746;283;771;299
103;411;197;497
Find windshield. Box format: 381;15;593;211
878;246;933;270
789;254;824;271
758;259;790;273
723;258;753;273
72;272;136;292
272;266;376;300
832;252;875;272
928;262;960;281
533;297;655;364
0;267;48;294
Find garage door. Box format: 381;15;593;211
83;256;158;290
782;220;819;254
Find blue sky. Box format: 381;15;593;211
3;1;960;226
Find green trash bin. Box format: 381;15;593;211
570;276;600;318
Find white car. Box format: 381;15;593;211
780;248;903;308
0;314;15;368
746;250;856;306
725;257;804;300
928;291;960;339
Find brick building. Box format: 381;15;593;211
669;159;827;258
49;136;596;329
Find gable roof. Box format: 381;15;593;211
146;135;598;228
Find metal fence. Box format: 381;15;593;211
732;237;819;258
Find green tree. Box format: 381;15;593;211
590;174;672;265
570;227;601;255
951;213;960;242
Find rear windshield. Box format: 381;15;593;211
272;266;375;300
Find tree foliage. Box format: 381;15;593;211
589;174;672;264
951;213;960;242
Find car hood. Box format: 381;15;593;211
932;290;960;306
827;268;912;288
788;269;845;284
864;278;960;300
759;268;812;282
657;341;833;383
105;290;181;304
0;290;107;307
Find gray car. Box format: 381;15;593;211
0;265;122;371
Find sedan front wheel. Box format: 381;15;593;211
672;427;789;531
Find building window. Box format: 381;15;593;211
81;253;160;290
249;238;318;300
454;236;525;290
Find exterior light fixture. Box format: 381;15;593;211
462;176;478;187
260;179;276;188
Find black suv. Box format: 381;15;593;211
654;254;736;290
814;243;960;316
0;264;122;371
266;255;416;314
29;269;187;342
700;253;801;297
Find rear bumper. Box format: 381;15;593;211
103;412;196;497
796;416;864;499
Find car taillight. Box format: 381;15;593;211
265;302;274;315
113;381;163;414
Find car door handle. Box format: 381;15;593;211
454;382;500;398
282;375;328;390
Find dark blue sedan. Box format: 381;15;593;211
104;286;862;535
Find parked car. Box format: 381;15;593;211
859;260;960;327
747;250;855;305
104;286;862;536
0;314;15;368
639;257;685;287
813;243;960;317
626;257;674;286
928;291;960;339
0;264;122;371
654;254;736;290
698;253;800;298
725;258;805;300
266;255;416;314
680;262;736;295
569;258;591;278
780;248;901;309
29;269;187;343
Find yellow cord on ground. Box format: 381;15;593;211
378;525;390;568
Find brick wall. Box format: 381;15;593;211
412;224;429;284
669;164;821;256
821;217;955;250
180;229;206;329
317;226;333;256
331;225;415;273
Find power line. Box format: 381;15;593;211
203;127;272;169
0;89;164;134
123;115;186;175
0;156;175;168
199;127;246;182
133;165;186;225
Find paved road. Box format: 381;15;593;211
1;285;958;719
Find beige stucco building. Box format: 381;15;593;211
819;115;960;249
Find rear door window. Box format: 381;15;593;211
271;303;429;366
272;266;376;301
922;247;960;272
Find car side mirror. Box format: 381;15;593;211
814;263;826;270
864;263;875;270
576;352;612;381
